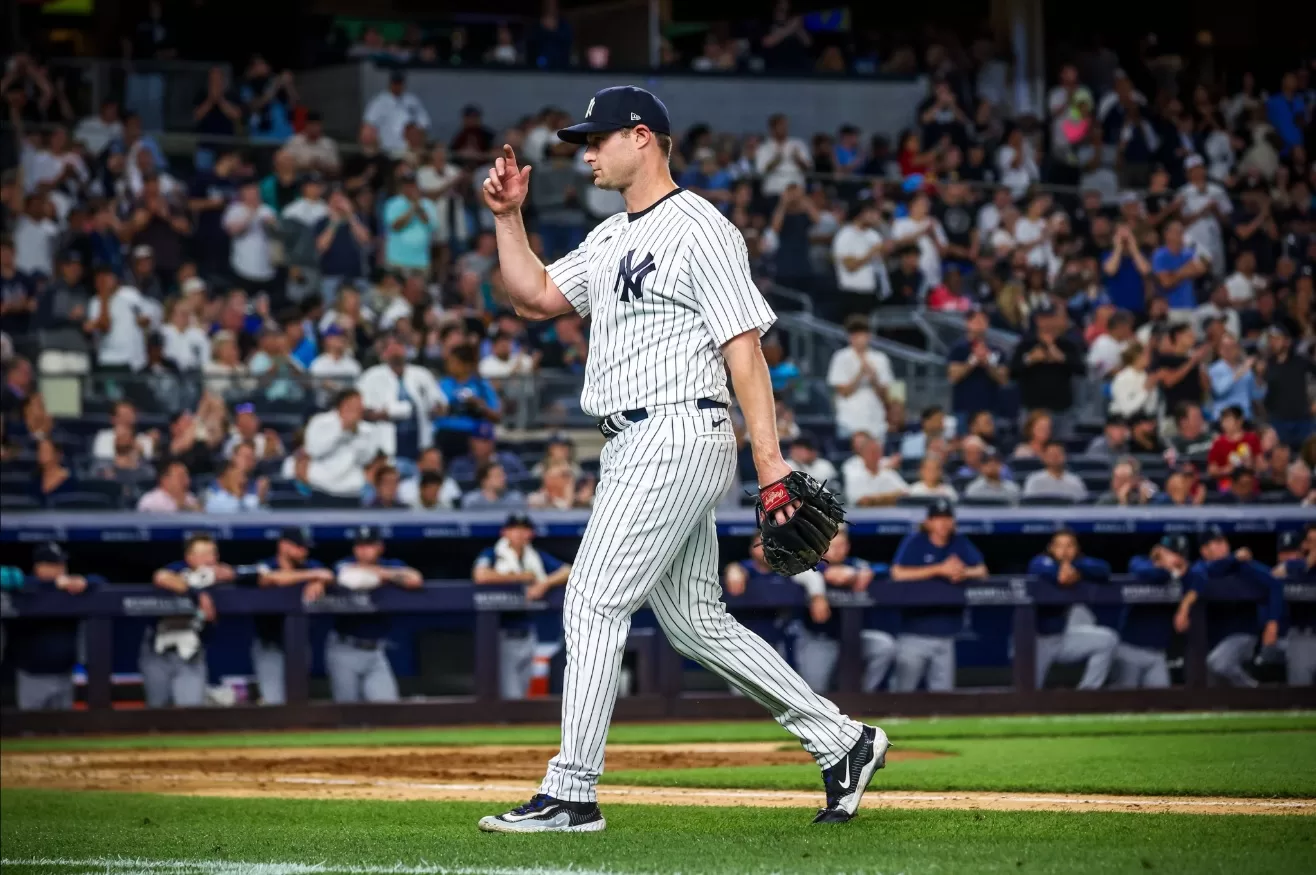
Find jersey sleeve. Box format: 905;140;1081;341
473;548;494;571
891;534;922;567
546;233;594;318
165;561;189;573
953;536;985;567
540;552;564;574
688;215;777;346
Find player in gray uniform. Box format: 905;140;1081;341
1274;525;1316;685
478;86;885;833
252;528;334;705
6;543;98;710
472;513;572;699
142;534;235;707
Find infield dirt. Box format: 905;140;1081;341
3;744;1311;816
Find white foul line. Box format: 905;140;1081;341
0;859;653;875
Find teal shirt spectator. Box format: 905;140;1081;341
435;375;501;434
1208;358;1267;421
383;195;439;271
249;351;307;402
769;360;801;393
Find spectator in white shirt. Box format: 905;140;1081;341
203;330;255;401
842;432;908;506
356;333;447;461
831;200;890;310
158;294;211;371
996;127;1040;199
92;400;157;461
308;324;362;405
417;144;468;250
222;403;285;462
1086;309;1135;378
889;193;949;286
906;453;959;501
304;389;383;497
479;331;536;383
1179;155;1232;277
827;315;895;442
1224;250;1266;306
362;71;432;157
786;435;840;484
398;447;462;509
283;111;340;175
1108;342;1159;418
976;186;1015;238
86;266;153;371
222;180;278;289
23;126;89;193
74;99;124;157
755;113;811;198
1022;441;1090;502
13;194;60;277
1193;282;1241;340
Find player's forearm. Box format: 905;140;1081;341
724;332;786;480
493;212;565;320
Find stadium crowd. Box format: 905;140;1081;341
0;12;1314;518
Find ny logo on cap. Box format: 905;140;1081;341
585;97;595;118
616;250;656;303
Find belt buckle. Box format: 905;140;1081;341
597;412;627;439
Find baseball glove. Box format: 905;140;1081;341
755;471;845;575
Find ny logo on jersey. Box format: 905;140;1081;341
615;249;657;302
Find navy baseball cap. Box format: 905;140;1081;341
34;542;66;564
1200;524;1228;547
926;497;955;519
353;525;383;545
504;513;534;530
1278;530;1303;552
279;527;312;548
558;86;671;145
1159;534;1190;557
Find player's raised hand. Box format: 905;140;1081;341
483;144;531;216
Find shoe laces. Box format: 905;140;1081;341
510;794;554;816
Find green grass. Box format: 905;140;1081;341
607;730;1316;798
3;789;1314;875
4;710;1315;752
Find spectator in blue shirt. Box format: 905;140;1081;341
1101;219;1152;314
326;525;423;703
1207;332;1267;421
472;514;572;699
1150;220;1207;313
448;421;529;486
762;333;801;394
436;344;502;450
1174;525;1282;687
382;171;438;274
251;528;334;705
1266;72;1308;154
888;499;987;692
317;189;372;305
1028;530;1119;690
5;542;103;711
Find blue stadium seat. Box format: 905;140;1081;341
1069;457;1112;474
47;491;117;510
306;492;364;509
1011;457;1044;474
0;493;41;510
896;495;946;508
1020;495;1080;506
1;470;34;488
268;491;310;509
960;495;1014;507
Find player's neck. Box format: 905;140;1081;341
621;172;679;216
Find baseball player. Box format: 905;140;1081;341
478;85;884;833
326;525;422;703
1118;534;1194;688
144;534;235;707
472;513;572;699
1274;525;1315;685
1174;525;1283;687
5;543;101;710
251;528;334;705
888;499;986;692
1028;530;1120;689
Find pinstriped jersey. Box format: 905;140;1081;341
546;188;777;418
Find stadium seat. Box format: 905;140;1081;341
896;495;946;508
1011;457;1044;474
960;495;1015;507
0;493;42;510
1020;495;1080;506
306;492;364;509
47;491;118;510
268;491;310;509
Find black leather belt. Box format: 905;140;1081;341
597;399;728;438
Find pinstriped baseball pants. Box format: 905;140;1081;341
539;406;864;803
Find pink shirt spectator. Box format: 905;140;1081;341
136;488;200;512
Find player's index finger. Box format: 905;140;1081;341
503;144;518;169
